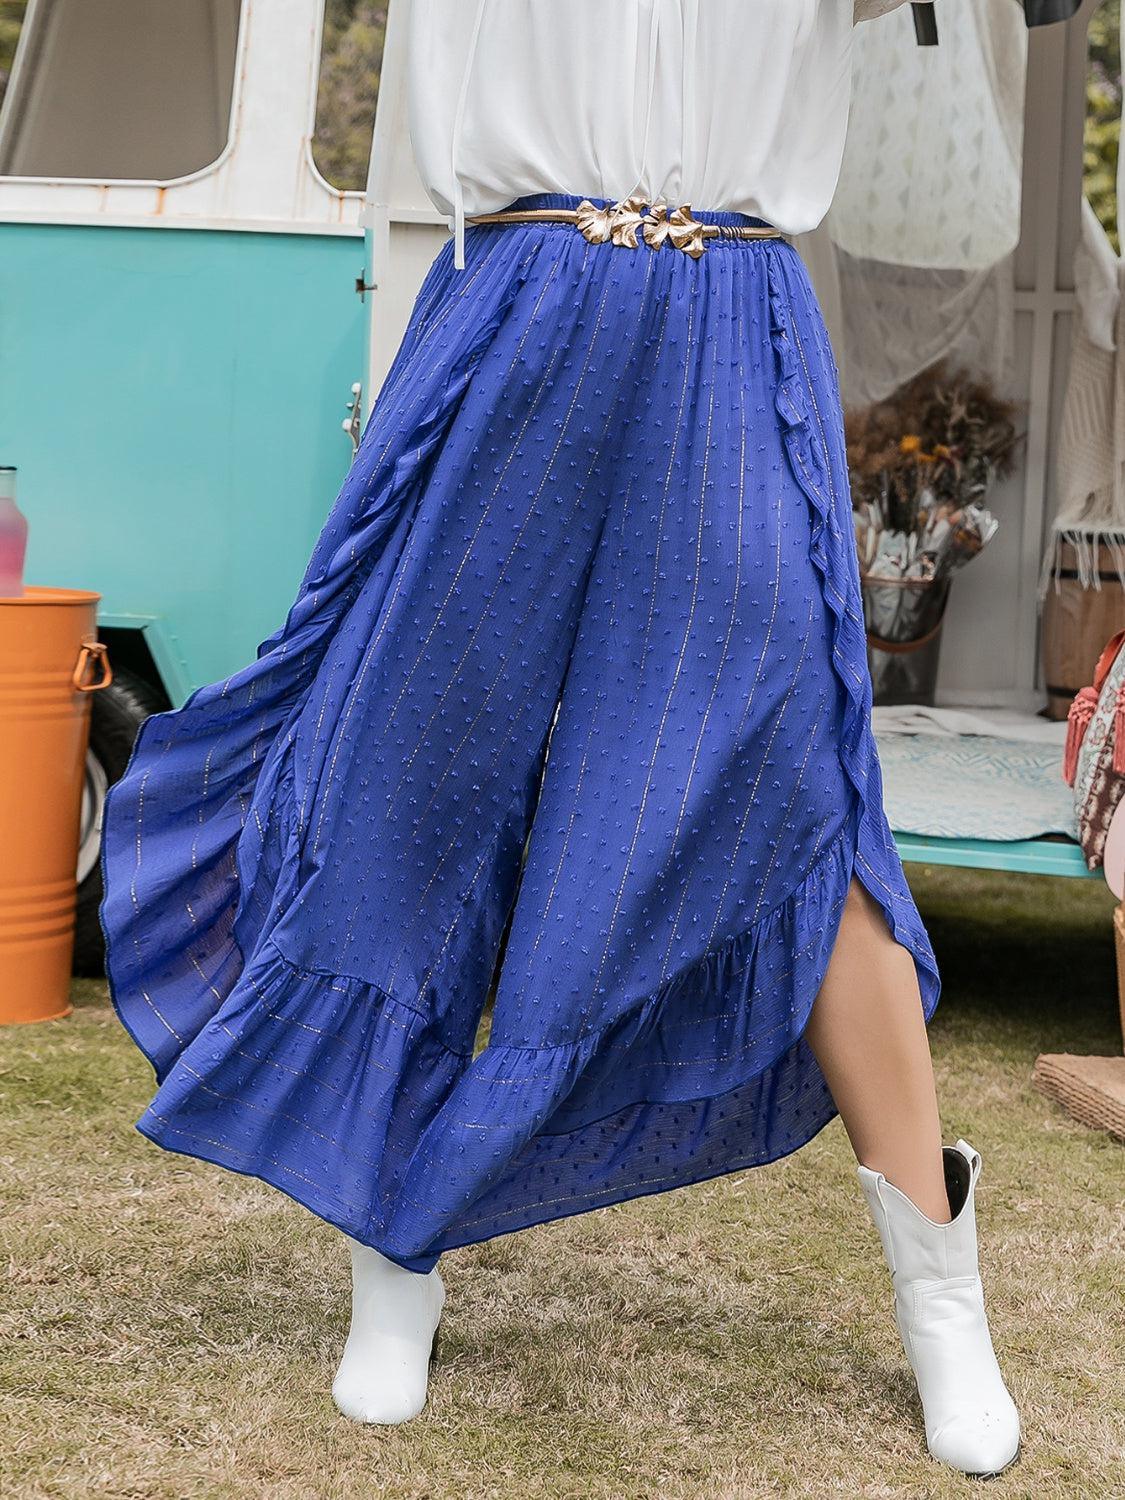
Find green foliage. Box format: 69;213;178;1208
1086;0;1121;252
312;0;388;192
0;1;28;108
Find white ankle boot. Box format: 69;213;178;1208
332;1238;445;1424
859;1141;1020;1477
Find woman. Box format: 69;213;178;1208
101;0;1020;1476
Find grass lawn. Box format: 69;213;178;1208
3;867;1125;1499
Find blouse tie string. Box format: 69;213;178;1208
450;0;489;270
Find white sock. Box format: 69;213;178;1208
332;1237;445;1425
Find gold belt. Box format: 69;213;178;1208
467;197;782;260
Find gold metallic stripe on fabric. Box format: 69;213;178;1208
467;197;783;258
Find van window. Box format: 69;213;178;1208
0;2;27;117
0;0;240;180
312;0;387;192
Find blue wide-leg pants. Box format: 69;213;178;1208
101;198;939;1272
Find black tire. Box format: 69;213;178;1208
73;666;168;976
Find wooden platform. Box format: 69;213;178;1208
1034;1055;1125;1140
895;833;1095;879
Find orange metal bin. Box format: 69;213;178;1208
0;588;111;1023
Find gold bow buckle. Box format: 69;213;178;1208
577;198;708;256
643;203;707;259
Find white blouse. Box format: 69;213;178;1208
407;0;923;267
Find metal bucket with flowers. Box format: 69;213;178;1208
845;363;1020;705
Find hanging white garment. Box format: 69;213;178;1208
820;0;1027;406
1042;179;1125;594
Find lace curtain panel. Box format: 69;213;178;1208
806;0;1029;408
1043;169;1125;592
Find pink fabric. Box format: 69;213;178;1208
1064;687;1097;787
1068;631;1125;869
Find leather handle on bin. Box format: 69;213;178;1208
73;641;113;693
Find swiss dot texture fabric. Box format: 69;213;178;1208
101;200;939;1273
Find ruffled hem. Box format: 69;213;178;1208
136;817;899;1272
763;243;940;999
102;240;535;1082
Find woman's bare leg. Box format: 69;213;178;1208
812;883;1021;1474
805;877;950;1222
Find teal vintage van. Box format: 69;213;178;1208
0;0;388;967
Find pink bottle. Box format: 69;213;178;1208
0;467;28;598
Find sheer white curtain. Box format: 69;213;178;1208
802;0;1028;407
